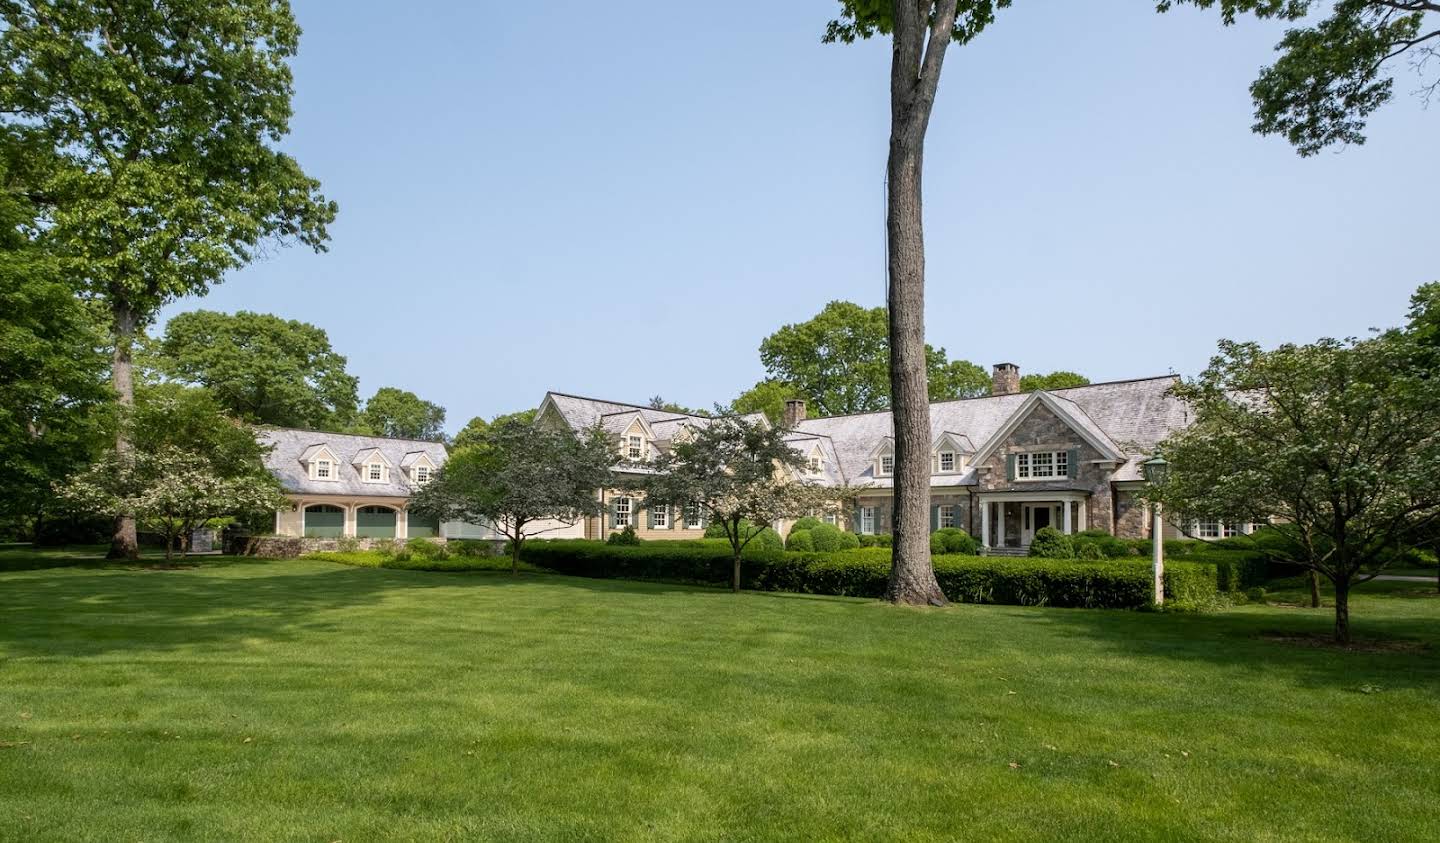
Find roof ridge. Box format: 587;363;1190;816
795;374;1178;423
258;425;448;446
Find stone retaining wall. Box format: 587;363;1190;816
232;535;470;559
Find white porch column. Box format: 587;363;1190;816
1078;498;1088;533
344;503;357;537
396;506;408;540
980;498;990;548
995;502;1005;547
1063;500;1073;534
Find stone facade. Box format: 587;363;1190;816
973;403;1116;533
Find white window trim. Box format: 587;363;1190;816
939;505;956;529
938;451;956;473
652;504;669;529
364;462;387;483
312;459;336;481
1014;450;1069;482
684;503;704;530
413;465;432;485
860;506;876;535
807;455;823;475
615;496;632;528
626;435;645;461
1193;519;1257;540
878;455;894;477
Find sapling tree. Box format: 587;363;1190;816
1145;332;1440;643
409;417;615;574
636;414;838;593
0;0;337;558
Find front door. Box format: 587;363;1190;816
1021;503;1060;546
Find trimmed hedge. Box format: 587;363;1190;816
518;540;1217;609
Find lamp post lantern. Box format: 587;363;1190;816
1143;457;1170;606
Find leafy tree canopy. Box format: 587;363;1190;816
825;0;1011;44
1158;1;1440;155
410;417;614;573
1147;325;1440;642
359;387;447;442
1019;370;1090;392
648;396;707;416
731;379;795;426
150;310;360;429
132;383;273;480
452;409;537;452
759;301;989;416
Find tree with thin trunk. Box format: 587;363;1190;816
0;1;336;558
1145;329;1440;644
408;418;616;575
826;2;1009;605
636;413;837;593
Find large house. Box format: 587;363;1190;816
537;364;1200;550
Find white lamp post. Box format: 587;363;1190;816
1143;457;1170;606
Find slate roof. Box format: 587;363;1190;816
259;427;448;497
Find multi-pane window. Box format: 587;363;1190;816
1015;451;1068;480
684;502;703;529
627;435;644;460
860;506;876;535
808;455;822;474
1196;519;1247;539
315;459;331;479
615;497;632;528
367;463;383;481
939;505;956;528
414;466;431;484
652;504;668;529
939;452;955;472
879;455;894;476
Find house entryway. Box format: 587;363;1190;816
1021;502;1063;546
977;492;1090;552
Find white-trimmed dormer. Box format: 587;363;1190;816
618;415;656;462
400;451;438;485
299;444;341;482
804;442;826;477
868;437;895;477
930;431;974;475
352;447;393;484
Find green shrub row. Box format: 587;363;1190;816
518;540;1216;609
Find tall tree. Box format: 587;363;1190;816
1160;1;1440;155
151;310;359;429
0;151;110;538
1148;333;1440;643
452;409;537;452
732;379;796;426
410;417;615;575
0;0;337;558
827;3;1008;604
759;300;989;416
1019;371;1090;392
360;387;447;442
636;414;836;593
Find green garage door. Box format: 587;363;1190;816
356;506;397;538
407;511;439;538
303;505;345;538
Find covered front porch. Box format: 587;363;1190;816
977;491;1089;553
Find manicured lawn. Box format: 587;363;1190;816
2;551;1437;841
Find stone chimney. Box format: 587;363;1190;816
783;399;807;428
992;363;1021;396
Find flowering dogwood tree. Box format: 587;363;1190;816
61;446;286;560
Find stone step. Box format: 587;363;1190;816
982;546;1030;558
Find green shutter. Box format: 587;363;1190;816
1006;454;1016;481
930;505;939;532
647;503;656;529
608;498;617;529
1068;448;1080;479
852;507;862;533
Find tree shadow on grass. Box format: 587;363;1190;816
1016;592;1440;694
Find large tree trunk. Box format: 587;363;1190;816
108;299;140;560
883;1;953;607
1333;577;1351;645
732;552;742;594
1308;569;1321;608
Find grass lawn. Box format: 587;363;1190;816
2;549;1437;841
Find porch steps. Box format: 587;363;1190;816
982;546;1030;558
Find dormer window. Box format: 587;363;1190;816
627;435;644;460
414;465;431;484
366;463;383;482
808;455;822;475
315;459;332;479
879;455;894;476
939;451;955;472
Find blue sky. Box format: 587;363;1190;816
157;1;1439;433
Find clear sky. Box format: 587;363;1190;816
156;1;1438;434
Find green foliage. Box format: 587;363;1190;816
452;409;536;451
405;538;450;561
647;396;706;416
825;1;1012;46
756;301;990;416
809;523;860;552
1019;371;1090;392
1157;1;1438;155
450;539;496;558
359;387;446;442
1028;526;1076;559
1071;529;1133;559
858;533;894;548
791;517;824;532
606;525;641;546
517;540;1218;609
132;383;270;479
150;310;359;429
731;379;795;425
929;527;979;555
786;529;815;552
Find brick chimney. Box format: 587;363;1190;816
783;399;807;428
992;363;1020;396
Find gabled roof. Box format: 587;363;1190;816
970;391;1126;466
932;431;975;454
299;444;338;464
260;428;448;497
867;437;895;459
400;450;437;469
351;447;393;467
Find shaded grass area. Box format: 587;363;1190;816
300;548;542;574
1;553;1437;841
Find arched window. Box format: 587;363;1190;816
356;506;397;538
303;504;345;538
